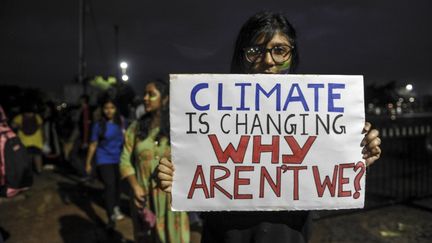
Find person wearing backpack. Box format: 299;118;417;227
85;95;126;230
11;103;44;174
0;105;33;198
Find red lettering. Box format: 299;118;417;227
288;166;307;200
338;163;355;197
208;134;250;163
210;166;232;199
252;135;280;163
259;166;281;198
282;136;316;164
313;165;338;197
187;165;210;199
234;166;254;199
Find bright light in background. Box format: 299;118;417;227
120;62;128;69
406;84;413;91
409;97;415;103
120;61;129;81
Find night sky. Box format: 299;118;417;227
1;0;431;98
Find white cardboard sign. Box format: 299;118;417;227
170;74;366;211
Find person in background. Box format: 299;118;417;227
12;103;44;174
60;108;77;162
85;95;125;230
157;11;382;243
65;95;93;179
42;101;61;169
133;96;146;120
120;80;189;243
79;94;91;150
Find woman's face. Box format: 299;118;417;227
103;102;116;120
143;83;162;113
247;32;293;74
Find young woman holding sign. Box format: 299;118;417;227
120;80;190;243
158;11;381;243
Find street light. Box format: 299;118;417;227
120;61;129;82
406;84;413;91
120;61;128;69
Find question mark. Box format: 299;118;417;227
353;161;366;199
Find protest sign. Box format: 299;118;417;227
170;74;366;211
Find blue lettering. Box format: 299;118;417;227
283;83;309;111
218;83;232;110
307;83;324;112
328;83;345;113
190;83;210;111
235;83;251;111
255;84;281;111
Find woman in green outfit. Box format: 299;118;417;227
120;79;189;243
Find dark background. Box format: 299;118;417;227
0;0;431;96
1;2;432;242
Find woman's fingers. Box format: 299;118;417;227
135;193;144;202
134;198;143;209
366;146;381;156
363;145;381;157
360;123;382;167
158;171;173;181
362;122;372;134
158;157;175;184
367;136;381;150
363;146;381;166
158;163;174;175
365;153;380;166
372;146;381;156
362;136;381;158
361;128;379;146
160;157;174;169
160;180;172;193
157;157;175;192
134;189;145;208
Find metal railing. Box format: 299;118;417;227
366;114;432;204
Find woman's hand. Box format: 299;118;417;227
361;122;381;166
133;185;146;209
85;163;92;175
85;142;97;175
157;157;174;193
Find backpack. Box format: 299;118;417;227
0;128;33;197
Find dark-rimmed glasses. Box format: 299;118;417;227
244;45;293;64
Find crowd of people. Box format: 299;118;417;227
0;11;382;243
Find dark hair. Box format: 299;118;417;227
230;11;299;74
21;102;36;113
136;79;170;142
98;95;122;141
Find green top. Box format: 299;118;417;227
120;121;189;243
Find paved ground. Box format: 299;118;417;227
311;204;432;242
1;170;432;243
0;171;134;243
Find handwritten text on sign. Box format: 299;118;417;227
170;74;366;211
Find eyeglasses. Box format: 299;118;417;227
244;45;293;64
144;91;159;101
